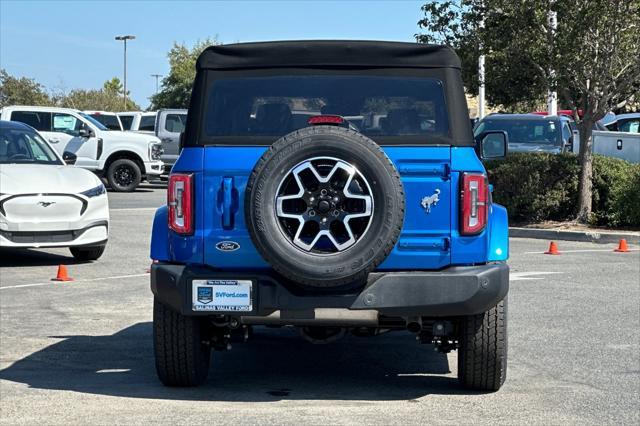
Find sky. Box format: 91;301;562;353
0;0;426;109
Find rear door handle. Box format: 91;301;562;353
49;138;60;144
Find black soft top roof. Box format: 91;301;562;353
197;40;461;70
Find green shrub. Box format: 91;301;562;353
485;153;640;228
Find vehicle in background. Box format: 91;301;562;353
476;113;639;163
556;115;638;162
531;109;580;118
0;120;109;260
474;114;573;153
155;109;187;172
84;111;123;131
0;106;164;191
117;111;157;133
605;113;640;133
531;110;608;130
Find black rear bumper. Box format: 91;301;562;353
150;263;509;319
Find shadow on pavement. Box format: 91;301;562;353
107;188;154;193
0;248;86;267
0;322;475;401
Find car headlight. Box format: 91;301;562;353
149;142;163;160
80;184;107;198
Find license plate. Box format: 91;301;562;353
192;279;253;312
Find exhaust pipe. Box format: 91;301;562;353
299;326;346;344
406;316;422;333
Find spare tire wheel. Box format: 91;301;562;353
245;126;405;288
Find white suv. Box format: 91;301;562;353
117;111;157;133
0;106;164;191
84;110;123;131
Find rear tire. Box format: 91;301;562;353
457;297;508;391
153;298;211;387
69;244;106;261
107;158;142;192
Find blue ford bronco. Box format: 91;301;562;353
150;41;510;391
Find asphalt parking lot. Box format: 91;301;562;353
0;185;638;425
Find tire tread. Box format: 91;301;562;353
153;299;210;387
458;298;507;391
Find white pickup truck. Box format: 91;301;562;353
576;130;640;163
1;106;164;191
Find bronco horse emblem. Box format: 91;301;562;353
420;189;441;214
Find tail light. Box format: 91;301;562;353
460;173;488;235
168;173;193;234
308;115;345;125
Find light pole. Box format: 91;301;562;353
151;74;163;94
115;35;135;110
547;4;558;116
478;14;486;119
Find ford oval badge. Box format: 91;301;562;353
216;241;240;252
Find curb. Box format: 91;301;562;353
509;227;640;245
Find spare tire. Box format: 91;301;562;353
245;126;405;289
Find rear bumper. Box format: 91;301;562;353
150;263;509;320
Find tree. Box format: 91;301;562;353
417;0;640;222
103;77;125;96
150;38;220;109
0;69;52;107
61;77;139;111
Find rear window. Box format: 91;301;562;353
139;115;156;131
119;115;134;130
202;75;449;143
90;113;121;130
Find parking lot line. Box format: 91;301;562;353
0;273;148;290
510;271;563;281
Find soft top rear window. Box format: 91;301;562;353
202;75;450;144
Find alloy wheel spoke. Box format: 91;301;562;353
275;157;374;253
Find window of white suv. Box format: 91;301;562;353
119;115;134;130
89;113;121;130
139;115;156;131
79;113;108;131
10;111;52;131
52;113;82;135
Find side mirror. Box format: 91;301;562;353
62;151;77;165
475;130;508;160
78;128;94;138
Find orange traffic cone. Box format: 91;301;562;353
52;265;74;281
544;241;560;255
614;239;630;253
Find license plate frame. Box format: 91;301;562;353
191;279;253;312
